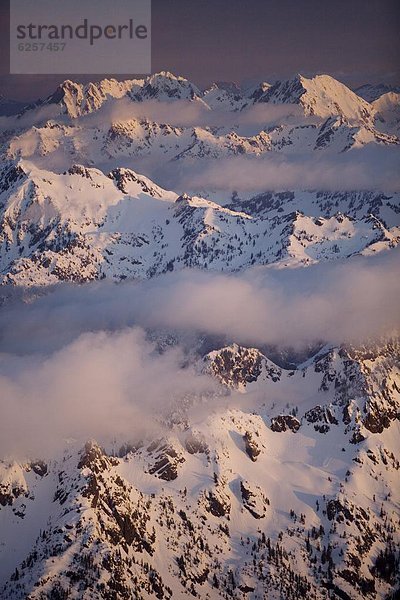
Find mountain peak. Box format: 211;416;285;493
44;77;142;118
150;70;184;81
259;73;374;122
133;71;203;103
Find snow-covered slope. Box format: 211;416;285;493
258;75;375;123
5;117;275;169
0;339;399;599
203;83;248;111
265;116;398;153
373;92;400;135
5;114;398;182
0;95;25;117
1;161;399;286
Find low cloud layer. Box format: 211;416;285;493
0;104;62;133
1;250;398;356
83;97;304;133
172;148;400;195
0;251;399;457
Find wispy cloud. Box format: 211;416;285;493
175;148;400;195
0;327;217;458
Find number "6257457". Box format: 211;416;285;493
17;42;66;51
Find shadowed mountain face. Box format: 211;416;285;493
0;71;399;599
0;96;26;117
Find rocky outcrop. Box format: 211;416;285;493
204;487;231;518
270;415;301;433
240;480;270;519
243;431;261;462
203;344;281;388
304;404;339;433
147;439;186;481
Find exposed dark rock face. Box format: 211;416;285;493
108;167;162;197
77;440;117;473
240;480;269;519
326;499;354;522
243;431;261;462
304;405;338;433
363;406;392;434
0;464;27;508
147;440;185;481
261;76;306;105
0;487;25;507
205;346;262;387
0;163;26;194
312;340;400;439
270;415;301;433
28;461;48;477
204;489;231;518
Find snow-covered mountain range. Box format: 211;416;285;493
0;160;399;286
0;70;398;286
3;72;399;164
0;71;399;599
24;71;399;122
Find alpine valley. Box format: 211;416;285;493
0;71;399;600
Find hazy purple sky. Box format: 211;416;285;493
0;0;399;100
